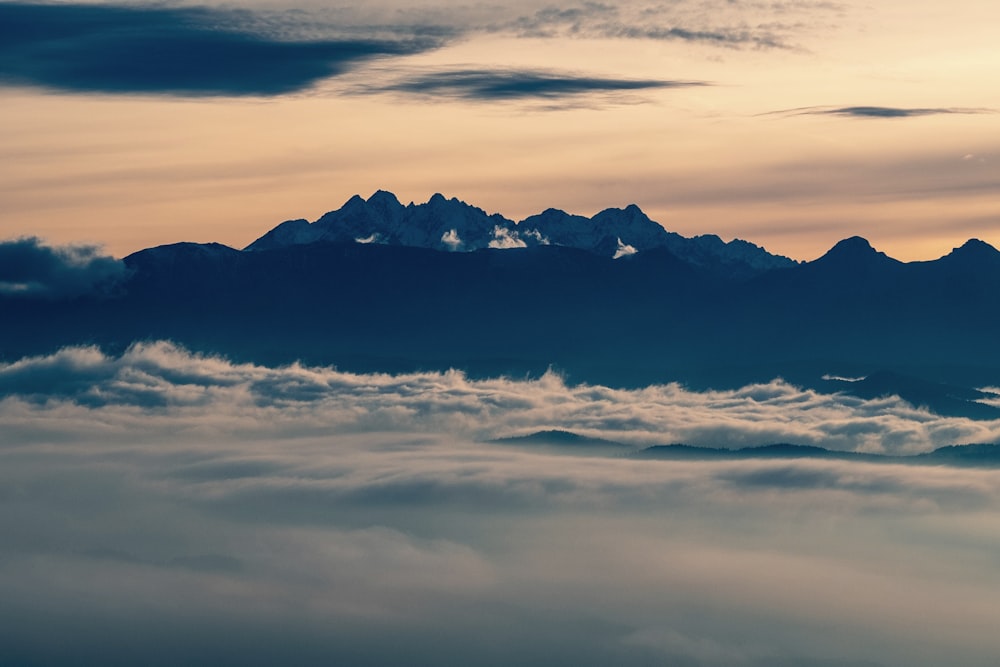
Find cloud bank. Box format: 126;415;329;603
2;353;1000;665
0;237;127;297
3;342;1000;452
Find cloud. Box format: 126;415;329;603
613;237;638;258
0;2;443;96
362;67;706;102
1;345;1000;666
771;106;997;119
3;342;1000;453
334;0;834;52
451;225;547;249
0;0;843;100
489;225;528;249
594;24;789;49
0;237;127;298
441;228;463;250
0;0;838;100
2;405;1000;665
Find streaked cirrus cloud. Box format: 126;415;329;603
491;0;821;49
360;67;708;103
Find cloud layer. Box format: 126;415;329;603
2;347;1000;665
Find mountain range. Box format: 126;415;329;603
246;190;795;278
3;191;1000;418
492;429;1000;466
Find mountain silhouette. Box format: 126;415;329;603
245;191;795;278
499;431;1000;466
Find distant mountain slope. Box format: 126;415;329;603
245;191;795;279
489;430;636;456
640;441;1000;466
492;430;1000;466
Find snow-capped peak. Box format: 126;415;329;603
243;191;796;275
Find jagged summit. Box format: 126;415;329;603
244;190;797;277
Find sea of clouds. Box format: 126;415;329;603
4;341;1000;452
2;342;999;666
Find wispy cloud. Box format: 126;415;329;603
363;67;707;103
592;24;790;49
496;1;799;49
0;2;443;96
3;342;1000;452
767;105;997;118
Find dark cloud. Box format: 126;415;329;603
773;105;997;118
0;2;443;96
0;1;839;99
0;237;127;298
366;68;707;102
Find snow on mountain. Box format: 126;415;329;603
244;191;796;274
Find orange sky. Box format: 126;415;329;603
1;0;998;261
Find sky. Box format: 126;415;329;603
1;0;998;261
2;342;1000;666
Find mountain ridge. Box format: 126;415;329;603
244;190;797;279
5;193;1000;401
492;430;1000;466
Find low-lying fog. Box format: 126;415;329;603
2;343;998;666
